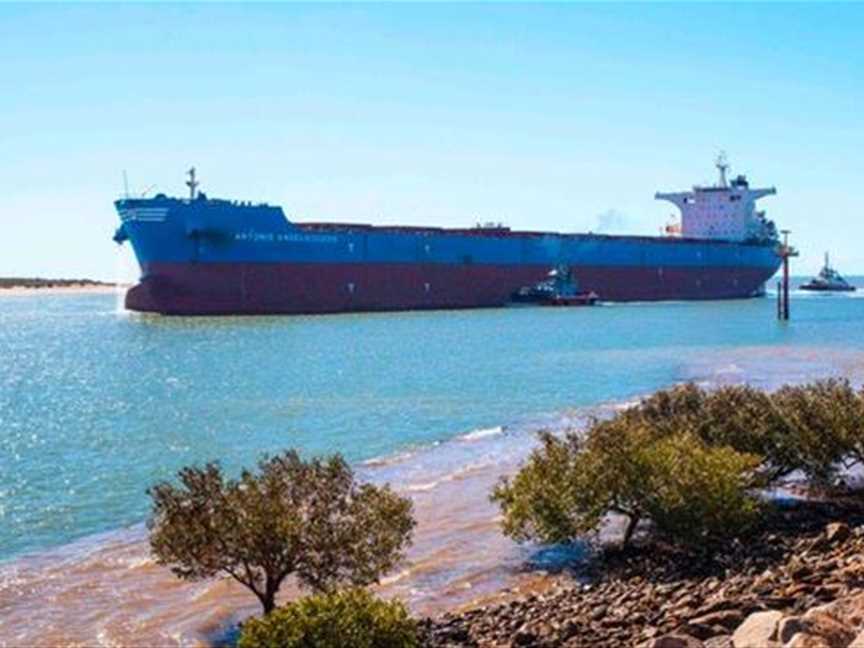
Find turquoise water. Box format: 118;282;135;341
2;285;864;561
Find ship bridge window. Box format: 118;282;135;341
730;195;741;202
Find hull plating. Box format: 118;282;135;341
126;262;774;316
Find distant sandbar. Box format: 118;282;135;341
0;278;126;296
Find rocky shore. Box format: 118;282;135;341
420;499;864;647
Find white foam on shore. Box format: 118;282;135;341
405;481;440;493
361;448;423;468
380;567;413;585
459;426;504;442
611;398;641;411
403;459;497;493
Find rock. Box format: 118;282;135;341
784;632;831;648
647;633;705;648
759;596;797;609
681;623;724;641
689;610;745;632
589;604;609;621
800;609;856;646
513;627;536;645
811;584;847;601
817;592;864;629
677;594;698;609
849;629;864;648
732;610;783;648
824;523;851;545
777;617;807;644
695;600;748;617
703;637;733;648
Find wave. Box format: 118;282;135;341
611;398;642;411
361;449;421;468
379;567;413;586
458;426;504;442
404;481;441;493
403;459;497;493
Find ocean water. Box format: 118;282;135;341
2;283;864;645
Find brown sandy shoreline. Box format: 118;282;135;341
0;282;125;297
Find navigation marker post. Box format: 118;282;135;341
777;230;798;321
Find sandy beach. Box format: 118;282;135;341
0;284;125;297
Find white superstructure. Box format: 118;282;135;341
656;156;777;242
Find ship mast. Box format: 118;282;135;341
186;167;199;200
715;152;729;188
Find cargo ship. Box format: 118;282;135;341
113;158;781;315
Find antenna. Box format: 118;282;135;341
715;152;729;188
186;167;199;200
122;170;130;199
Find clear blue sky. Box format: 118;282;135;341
1;3;861;280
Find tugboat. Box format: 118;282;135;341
800;253;856;292
511;265;599;306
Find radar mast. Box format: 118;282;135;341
715;152;729;188
186;167;199;200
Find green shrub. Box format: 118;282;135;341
619;384;794;480
621;382;706;433
493;423;762;547
608;381;859;485
636;433;763;544
148;451;415;614
697;384;801;481
238;588;418;648
494;380;864;549
491;431;611;545
771;380;862;485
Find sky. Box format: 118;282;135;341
1;3;862;280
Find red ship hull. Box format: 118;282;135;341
126;262;772;316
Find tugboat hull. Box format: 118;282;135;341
800;284;856;292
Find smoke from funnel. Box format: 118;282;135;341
595;209;629;234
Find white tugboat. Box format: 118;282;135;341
801;253;856;292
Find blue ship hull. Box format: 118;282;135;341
114;195;781;315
